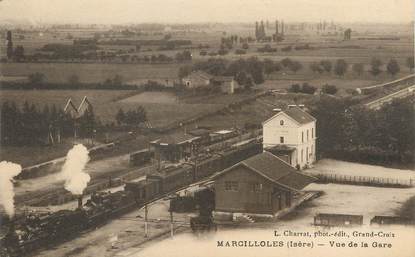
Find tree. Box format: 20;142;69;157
13;45;25;62
218;47;229;56
116;108;126;125
244;77;254;91
281;58;293;68
334;59;348;76
68;74;80;86
406;56;414;72
288;61;303;73
113;74;123;86
124;106;147;126
235;71;249;85
309;62;324;74
322;84;338;95
263;59;276;74
386;59;400;77
310;97;354;155
78;108;96;138
234;49;246;55
370;57;383;77
178;65;192;79
380;98;415;161
288;84;301;93
352;63;364;76
28;72;45;86
301;83;317;94
320;60;332;73
175;50;192;62
246;57;264;84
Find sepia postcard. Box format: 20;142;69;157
0;0;414;256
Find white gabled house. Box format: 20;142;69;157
262;106;316;170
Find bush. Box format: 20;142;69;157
235;49;246;55
309;62;324;74
281;58;293;68
257;44;277;53
334;59;348;76
288;83;316;94
281;45;292;52
301;83;317;94
288;61;303;73
218;48;229;55
288;84;301;93
322;84;338;95
320;60;332;73
294;44;311;50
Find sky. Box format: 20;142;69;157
0;0;413;24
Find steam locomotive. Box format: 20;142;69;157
1;140;262;256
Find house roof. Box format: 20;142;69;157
150;133;200;145
284;107;316;124
77;96;92;116
185;70;214;80
63;98;78;114
211;152;316;191
263;106;316;126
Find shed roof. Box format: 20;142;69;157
151;133;200;145
188;128;211;137
265;145;296;153
185;70;214;80
211;152;316;191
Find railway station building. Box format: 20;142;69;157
211;152;316;221
262;106;316;170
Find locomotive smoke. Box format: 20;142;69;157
0;161;22;217
59;144;91;195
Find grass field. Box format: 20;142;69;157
0;90;225;127
0;89;248;166
1;63;181;84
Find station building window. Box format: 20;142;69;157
225;181;239;191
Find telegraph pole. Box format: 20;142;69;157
144;204;148;238
170;210;174;237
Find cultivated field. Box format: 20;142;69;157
0;63;181;84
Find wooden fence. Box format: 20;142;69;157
313;173;414;188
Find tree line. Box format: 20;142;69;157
115;106;147;126
309;57;414;77
0;101;96;146
311;96;415;165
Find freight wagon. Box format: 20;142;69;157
2;141;262;256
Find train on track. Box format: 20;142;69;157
1;140;262;257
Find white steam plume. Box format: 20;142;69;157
59;144;91;195
0;161;22;217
